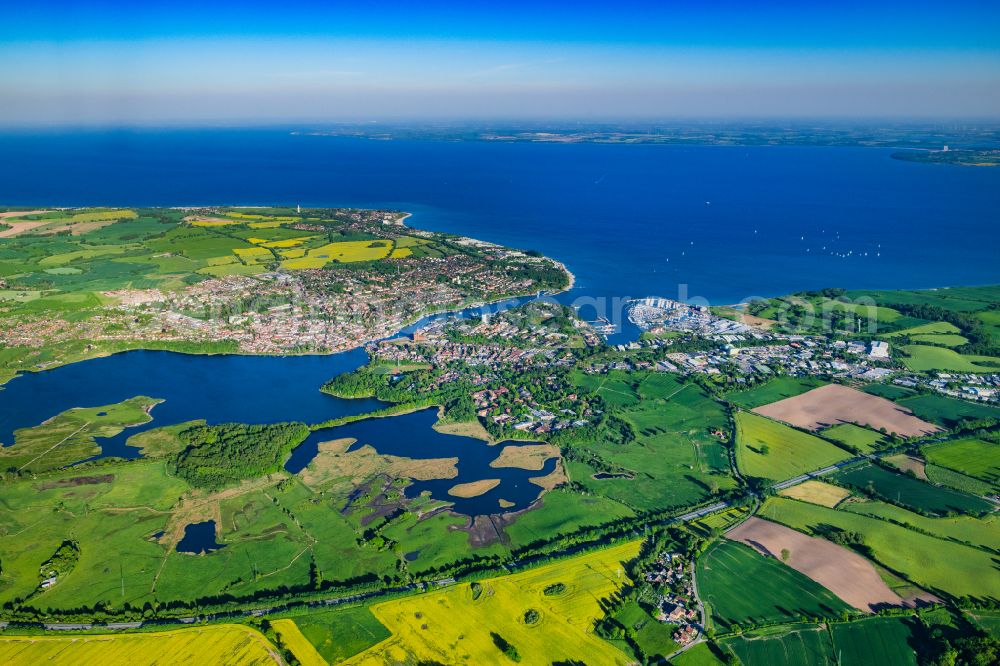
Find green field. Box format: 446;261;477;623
843;501;1000;551
669;642;726;665
573;370;642;407
832;463;994;515
885;321;963;338
861;383;917;400
288;605;391;664
725;376;826;409
722;625;836;666
830;616;918;666
504;488;636;550
697;540;852;630
719;614;932;666
612;600;679;661
759;497;1000;601
821;423;887;453
925;463;996;497
897;395;1000;427
923;438;1000;490
734;412;851;482
969;610;1000;639
848;285;1000;314
899;344;1000;372
569;372;738;512
977;309;1000;345
910;333;970;347
884;321;970;347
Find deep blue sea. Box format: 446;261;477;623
1;128;998;308
1;128;998;515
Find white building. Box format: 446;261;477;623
868;340;890;359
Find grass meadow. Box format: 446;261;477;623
897;395;1000;427
832;463;994;515
722;625;836;666
899;344;1000;373
733;412;851;482
842;501;1000;551
923;438;999;490
725;377;826;409
820;423;887;453
830;615;919;666
288;605;391;664
569;372;738;513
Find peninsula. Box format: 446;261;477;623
0;206;571;383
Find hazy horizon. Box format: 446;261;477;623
2;1;999;125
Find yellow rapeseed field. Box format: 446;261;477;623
233;247;274;264
271;619;328;666
224;212;268;220
0;625;280;666
345;541;640;665
67;209;138;223
190;218;239;227
281;240;392;270
260;238;311;249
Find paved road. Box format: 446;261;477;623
770;460;852;491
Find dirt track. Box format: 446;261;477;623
726;517;904;611
752;383;939;437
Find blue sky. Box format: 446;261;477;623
2;1;999;124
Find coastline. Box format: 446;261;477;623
392;207;574;292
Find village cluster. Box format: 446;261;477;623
613;297;999;403
643;551;702;647
1;253;546;356
351;292;1000;444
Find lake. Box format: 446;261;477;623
287;407;557;516
0;347;383;451
176;520;224;554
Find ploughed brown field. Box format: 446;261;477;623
752;384;940;438
726;516;904;611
